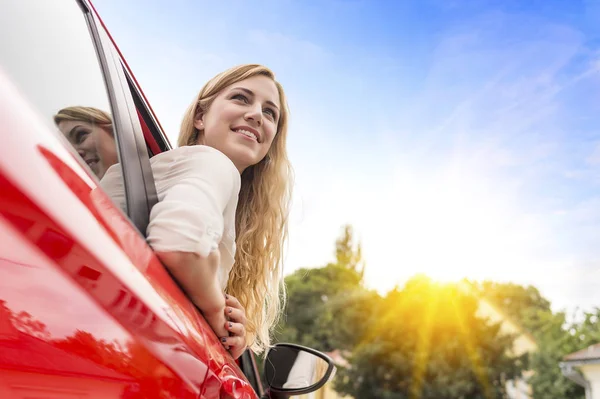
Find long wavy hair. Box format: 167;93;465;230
178;64;292;353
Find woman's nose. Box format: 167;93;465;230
74;145;86;158
244;105;262;126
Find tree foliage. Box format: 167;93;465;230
335;224;365;278
275;225;365;351
474;281;600;399
276;263;363;350
471;281;551;332
334;276;525;399
276;226;600;399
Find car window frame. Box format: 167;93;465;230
82;0;158;235
239;350;265;396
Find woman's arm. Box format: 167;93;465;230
147;147;241;340
157;250;228;338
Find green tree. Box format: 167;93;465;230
473;281;600;399
275;224;365;351
316;288;383;351
335;276;525;399
575;308;600;344
471;281;551;334
276;263;363;350
335;225;365;278
528;308;600;399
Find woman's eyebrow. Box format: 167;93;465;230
68;124;84;140
232;87;280;111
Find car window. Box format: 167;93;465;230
123;68;172;156
0;1;124;207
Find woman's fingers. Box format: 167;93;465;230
220;334;246;349
221;337;246;359
225;294;242;309
224;306;247;325
221;294;247;359
203;310;229;338
225;320;245;337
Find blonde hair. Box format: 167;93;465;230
54;106;112;130
179;64;292;353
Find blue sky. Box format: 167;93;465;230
94;0;600;313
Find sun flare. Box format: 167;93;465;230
362;169;535;292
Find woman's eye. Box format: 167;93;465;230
75;130;90;144
232;94;249;103
263;108;276;119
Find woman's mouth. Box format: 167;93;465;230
232;127;260;142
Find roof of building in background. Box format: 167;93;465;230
564;344;600;362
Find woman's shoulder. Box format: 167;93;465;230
151;145;233;166
151;145;240;191
152;145;237;173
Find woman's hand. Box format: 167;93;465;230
221;294;248;359
203;308;229;339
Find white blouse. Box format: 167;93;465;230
100;145;241;290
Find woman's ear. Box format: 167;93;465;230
193;111;204;130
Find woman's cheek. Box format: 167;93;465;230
81;135;98;157
94;128;119;168
265;128;277;148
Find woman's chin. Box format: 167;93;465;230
227;148;264;172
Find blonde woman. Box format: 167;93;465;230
140;64;292;359
54;106;118;179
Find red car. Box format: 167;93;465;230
0;1;335;398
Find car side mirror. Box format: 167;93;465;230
262;343;336;399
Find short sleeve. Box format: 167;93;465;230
146;146;240;257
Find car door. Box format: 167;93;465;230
0;1;256;398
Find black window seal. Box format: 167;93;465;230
240;350;264;396
81;0;157;236
122;66;172;154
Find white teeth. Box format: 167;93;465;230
235;129;257;141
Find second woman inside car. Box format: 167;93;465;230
54;106;118;179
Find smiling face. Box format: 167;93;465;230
58;120;118;178
194;75;281;173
